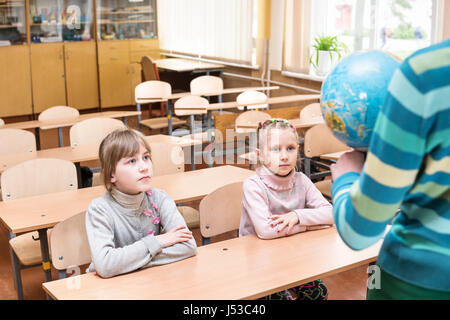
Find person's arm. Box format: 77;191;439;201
331;63;426;250
85;200;162;278
145;190;197;267
242;179;306;240
293;174;334;227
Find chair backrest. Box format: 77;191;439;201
1;158;78;201
0;128;36;156
0;118;4;127
199;181;243;240
174;95;209;116
235;110;271;133
298;103;324;125
38;106;80;123
69;117;126;147
135;80;172;103
50;211;91;271
304;124;350;157
236;90;268;111
190;75;223;95
149;142;184;176
140;56;160;82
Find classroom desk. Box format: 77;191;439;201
320;150;352;161
2;111;141;149
137;86;281;135
178;94;321;142
0;134;202;184
155;58;225;73
42;226;383;300
0;165;254;284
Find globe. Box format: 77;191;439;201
320;50;400;150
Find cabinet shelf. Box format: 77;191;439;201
0;24;23;28
99;19;154;24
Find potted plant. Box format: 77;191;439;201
310;35;348;76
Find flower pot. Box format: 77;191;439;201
312;50;339;76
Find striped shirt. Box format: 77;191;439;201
331;39;450;292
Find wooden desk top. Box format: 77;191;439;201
42;226;382;300
0;165;254;234
320;150;352;161
176;94;320;112
1;111;141;131
155;58;224;72
137;86;280;101
236;117;324;131
0;134;201;173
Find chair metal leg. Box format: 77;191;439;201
202;237;211;246
10;248;24;300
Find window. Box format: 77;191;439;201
284;0;443;77
157;0;255;66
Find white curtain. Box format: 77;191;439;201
157;0;254;64
283;0;312;74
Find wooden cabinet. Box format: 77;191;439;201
0;0;160;118
98;38;159;108
30;41;99;113
0;45;33;117
30;43;67;113
65;41;99;109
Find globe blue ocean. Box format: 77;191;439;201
320;50;400;150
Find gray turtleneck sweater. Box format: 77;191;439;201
85;187;197;278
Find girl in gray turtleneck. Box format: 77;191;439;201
85;129;197;278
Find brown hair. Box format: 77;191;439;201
98;129;152;191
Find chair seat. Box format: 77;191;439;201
178;206;200;229
140;117;187;130
9;229;53;266
314;180;332;199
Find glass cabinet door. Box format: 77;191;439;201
97;0;157;40
29;0;94;42
0;0;27;45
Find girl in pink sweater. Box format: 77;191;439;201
239;118;333;300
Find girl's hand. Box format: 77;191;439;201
155;225;192;248
330;150;365;181
269;212;299;235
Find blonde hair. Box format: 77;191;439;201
99;129;152;191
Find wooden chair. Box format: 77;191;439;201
199;181;243;245
303;124;350;197
174;95;209;170
236;90;268;111
235;110;271;169
140;56;160;82
298;103;324;127
49;211;91;279
235;110;271;134
190;75;223;95
0;128;36;156
137;80;186;132
38;106;80;147
69;117;126;147
190;75;233;117
140;57;165;119
150;142;200;229
70;117;125;187
1;158;77;299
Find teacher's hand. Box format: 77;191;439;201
331;150;365;181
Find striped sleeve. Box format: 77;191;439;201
331;62;426;250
